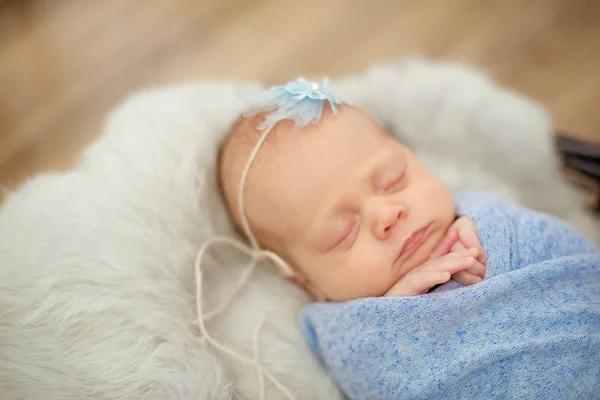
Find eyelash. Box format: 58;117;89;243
382;168;406;192
335;218;359;248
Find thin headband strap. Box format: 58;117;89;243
236;124;275;252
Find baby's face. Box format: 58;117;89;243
232;106;455;301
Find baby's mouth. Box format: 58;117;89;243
395;223;432;264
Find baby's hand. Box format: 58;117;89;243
384;247;483;297
431;216;487;286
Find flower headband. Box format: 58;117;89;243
243;76;345;131
194;77;348;400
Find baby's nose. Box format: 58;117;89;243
374;204;407;240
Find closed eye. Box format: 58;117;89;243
382;167;406;192
330;217;360;250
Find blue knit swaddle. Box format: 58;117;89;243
300;193;600;399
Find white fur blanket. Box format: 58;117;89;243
0;59;597;400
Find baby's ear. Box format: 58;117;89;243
278;269;326;301
277;268;305;287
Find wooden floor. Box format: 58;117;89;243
1;0;600;191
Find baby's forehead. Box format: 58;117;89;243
253;110;391;206
242;107;392;194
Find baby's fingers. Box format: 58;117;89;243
385;268;455;297
414;271;453;295
466;260;487;279
438;255;477;275
452;270;483;286
452;259;486;286
424;248;479;273
428;231;458;260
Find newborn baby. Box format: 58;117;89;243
219;103;486;301
211;78;599;399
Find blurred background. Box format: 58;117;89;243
0;0;599;195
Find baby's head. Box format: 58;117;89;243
219;101;455;302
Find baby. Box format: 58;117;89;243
218;97;486;302
210;78;600;399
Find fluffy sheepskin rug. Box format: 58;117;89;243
0;58;597;400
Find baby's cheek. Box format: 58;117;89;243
301;247;395;301
344;260;396;299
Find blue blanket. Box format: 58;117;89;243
300;193;600;399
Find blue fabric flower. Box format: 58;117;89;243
242;77;348;131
